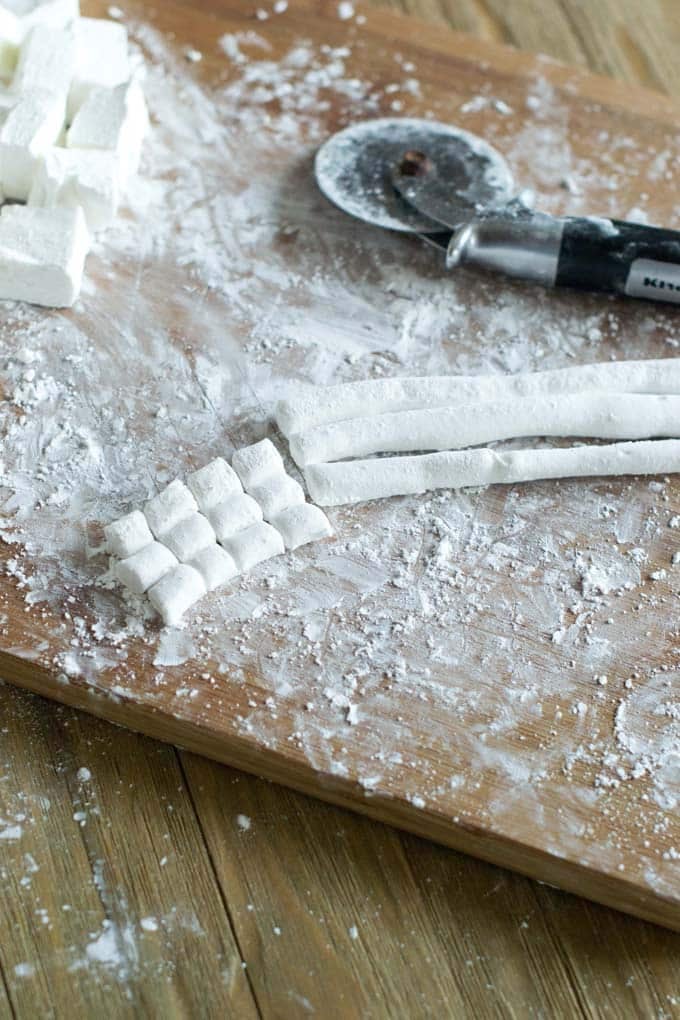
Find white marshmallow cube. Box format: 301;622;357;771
161;511;216;562
224;521;284;572
29;147;119;231
19;0;80;33
12;24;75;98
232;438;284;489
271;503;333;550
104;509;152;558
190;544;238;592
144;479;197;538
187;457;242;512
0;88;65;199
208;493;262;544
0;205;89;307
66;79;149;184
250;473;305;520
68;17;129;120
115;540;177;595
148;564;206;627
0;9;21;79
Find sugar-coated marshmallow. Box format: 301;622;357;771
231;438;284;489
104;509;152;558
68;17;129;119
29;147;119;231
0;88;65;200
190;544;238;591
161;511;216;562
12;24;75;98
147;564;206;627
271;503;333;550
0;205;89;307
0;8;20;79
208;492;262;543
224;521;284;572
144;479;197;538
187;457;242;512
66;79;149;184
250;473;305;519
115;540;177;595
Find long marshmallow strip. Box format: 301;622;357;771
305;439;680;507
290;392;680;467
276;358;680;437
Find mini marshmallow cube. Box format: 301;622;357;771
271;503;333;550
115;540;177;595
66;79;149;185
29;147;119;231
144;479;197;538
232;438;284;489
68;17;130;120
190;544;238;592
208;493;262;544
250;473;305;520
104;509;152;558
0;205;89;307
12;23;75;98
187;457;242;512
0;88;66;200
148;564;206;627
224;521;284;572
161;511;216;562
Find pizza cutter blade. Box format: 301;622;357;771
314;117;514;234
314;117;680;305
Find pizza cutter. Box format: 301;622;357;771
314;117;680;305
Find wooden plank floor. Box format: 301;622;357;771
1;1;680;1017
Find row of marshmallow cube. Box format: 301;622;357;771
104;439;334;626
0;1;148;306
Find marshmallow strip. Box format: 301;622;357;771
290;392;680;467
305;439;680;506
276;358;680;437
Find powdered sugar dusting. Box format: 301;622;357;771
0;5;677;920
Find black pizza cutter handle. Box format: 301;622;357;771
445;212;680;304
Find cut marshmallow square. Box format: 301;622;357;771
208;493;262;544
148;564;206;627
12;23;75;98
66;79;149;184
0;88;65;199
271;503;333;550
250;473;305;520
29;147;119;232
223;521;284;572
232;438;284;489
161;511;216;562
0;205;89;307
68;17;129;120
190;544;238;592
144;479;197;538
115;540;177;595
104;509;152;558
186;457;242;512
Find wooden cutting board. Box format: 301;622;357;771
1;0;679;930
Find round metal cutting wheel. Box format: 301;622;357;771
314;117;515;233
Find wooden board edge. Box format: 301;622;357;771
343;0;680;124
1;649;677;933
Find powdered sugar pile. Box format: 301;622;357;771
0;4;677;908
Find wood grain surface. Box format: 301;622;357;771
1;0;680;1017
